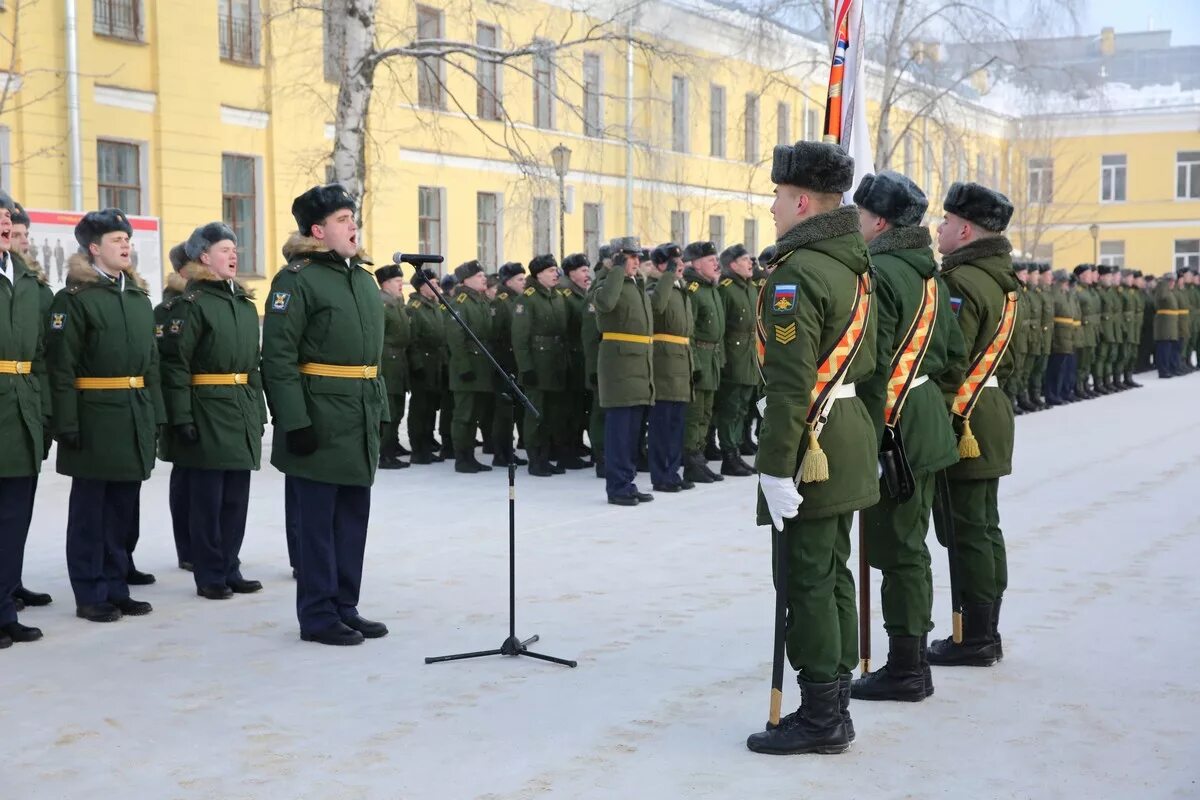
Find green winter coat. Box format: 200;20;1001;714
260;234;386;487
1024;284;1043;356
559;278;589;389
159;264;266;471
512;282;568;391
684;267;726;391
154;271;190;461
1038;285;1054;352
1176;285;1193;339
647;263;693;403
718;270;758;386
581;267;606;391
447;286;494;392
47;256;165;482
407;293;446;390
1098;285;1119;343
1121;286;1140;344
1051;287;1079;353
1153;281;1179;340
1078;285;1100;347
1012;284;1031;356
937;236;1019;482
381;290;411;403
756;206;879;521
857;226;963;477
492;289;518;379
593;266;654;408
0;252;49;477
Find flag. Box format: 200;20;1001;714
823;0;874;203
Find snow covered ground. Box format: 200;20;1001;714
4;372;1198;799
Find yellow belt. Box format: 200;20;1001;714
602;333;652;345
299;362;379;379
1156;309;1189;315
75;376;145;390
1053;317;1077;325
0;360;32;375
191;373;249;386
652;333;690;346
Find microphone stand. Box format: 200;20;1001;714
411;256;577;669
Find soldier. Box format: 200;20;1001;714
377;263;411;469
681;241;727;485
582;247;612;479
1153;272;1179;378
513;254;572;476
156;242;195;571
261;183;388;646
1178;269;1196;373
437;273;458;458
1006;261;1031;414
1018;262;1044;411
160;222;266;600
407;268;448;463
1045;270;1077;404
489;262;528;468
929;182;1018;668
714;244;758;476
646;243;693;493
47;208;164;623
1073;264;1099;399
560;254;592;462
444;261;494;473
594;237;655;506
1030;263;1054;409
1188;270;1200;371
1120;269;1144;388
1094;264;1120;393
747;142;877;755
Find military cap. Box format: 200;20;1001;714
651;242;682;266
1072;263;1092;277
1037;262;1052;273
719;243;749;268
1179;267;1194;276
11;201;30;227
853;171;928;227
454;260;484;282
0;188;15;214
943;182;1013;232
597;244;615;263
1052;269;1070;283
498;261;525;281
374;264;403;284
682;241;718;261
411;267;437;288
440;274;458;292
759;244;778;265
184;221;237;261
771;141;854;193
168;242;189;272
562;253;590;273
1133;270;1143;278
528;254;558;275
610;236;640;254
486;273;500;288
291;183;355;234
1014;261;1030;274
74;208;133;250
1096;264;1117;276
639;248;653;263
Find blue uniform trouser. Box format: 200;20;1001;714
189;469;251;589
170;465;192;566
1063;353;1078;398
1155;340;1174;377
648;400;686;488
0;476;37;626
284;475;300;569
1045;353;1067;402
66;479;140;606
291;476;371;634
605;405;647;499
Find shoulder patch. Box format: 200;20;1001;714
720;278;733;287
286;260;311;273
50;311;67;331
772;284;797;312
687;282;700;293
457;293;468;304
950;296;963;317
408;299;421;309
498;291;509;301
269;291;292;313
524;287;536;297
154;323;165;339
774;322;797;344
514;303;525;315
168;318;186;335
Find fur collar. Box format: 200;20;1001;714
775;205;861;255
281;231;371;264
65;253;148;292
13;252;48;285
868;225;932;256
182;260;256;298
939;235;1014;272
165;270;188;293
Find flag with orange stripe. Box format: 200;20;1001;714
950;290;1019;458
883;278;939;428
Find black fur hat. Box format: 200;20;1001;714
0;189;15;214
1072;263;1093;277
610;236;640;255
652;243;682;266
11;202;30;227
853;171;928;227
291;183;356;234
498;261;525;281
597;244;614;263
770;141;854;193
719;243;749;268
1096;264;1118;276
943;182;1013;232
411;267;438;288
440;274;458;292
682;241;717;261
759;244;778;265
1013;261;1030;274
374;264;403;284
184;221;237;261
454;260;484;282
562;253;590;273
529;254;558;275
168;242;189;272
1037;262;1052;273
74;208;133;250
640;248;652;263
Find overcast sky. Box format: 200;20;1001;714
1084;0;1200;44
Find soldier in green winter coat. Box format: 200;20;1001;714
930;182;1018;668
1004;262;1031;412
849;172;965;703
446;260;494;473
1094;265;1121;393
1073;264;1100;397
747;142;878;757
714;243;758;477
47;209;165;623
489;262;529;468
645;243;692;492
680;241;727;485
1044;270;1077;404
1180;269;1198;371
375;264;412;470
1027;263;1054;407
407;268;449;463
261;184;388;646
1119;270;1144;388
160;222;266;600
1153;272;1180;377
582;248;611;478
559;254;592;463
1014;262;1041;412
155;242;195;572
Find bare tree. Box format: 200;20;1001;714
0;0;71;166
1007;111;1091;260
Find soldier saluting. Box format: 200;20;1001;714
513;254;572;476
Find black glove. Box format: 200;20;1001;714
286;425;319;456
42;427;53;460
692;371;703;385
460;371;477;383
175;423;199;443
58;431;81;450
411;367;426;381
521;370;538;387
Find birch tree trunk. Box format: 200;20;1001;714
331;0;378;209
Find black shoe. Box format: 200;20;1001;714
395;442;411;456
740;439;759;456
992;596;1003;661
850;636;926;701
342;614;389;639
179;560;194;572
747;678;849;755
126;569;156;586
439;444;455;461
455;451;484;474
301;621;364;646
653;483;682;493
411;450;434;465
608;495;638;506
378;454;409;470
704;462;725;482
920;633;934;697
197;584;233;600
0;633;9;648
1;621;43;643
76;603;122;623
678;479;695;490
556;448;588;470
13;587;52;607
228;578;263;594
112;597;153;616
721;449;754;477
634;491;654;502
927;602;999;666
527;447;555;477
683;451;714;484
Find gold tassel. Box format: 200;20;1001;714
958;419;981;459
799;428;830;483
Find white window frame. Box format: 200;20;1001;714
1175;239;1200;271
1100;154;1127;203
1098;240;1124;267
1175;152;1200;200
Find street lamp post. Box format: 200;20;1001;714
1089;223;1100;264
551;143;572;262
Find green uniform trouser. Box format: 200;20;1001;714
408;387;441;452
564;387;589;448
1092;341;1110;384
1076;346;1094;391
452;390;488;451
588;390;605;462
862;472;934;637
684;388;716;452
714;382;755;451
773;513;857;683
439;386;454;447
942;478;1007;604
1028;353;1048;398
524;388;568;449
479;393;495;446
491;393;515;453
382;390;407;458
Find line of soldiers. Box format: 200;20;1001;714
1149;268;1200;378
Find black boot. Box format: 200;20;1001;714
704;427;721;461
920;633;934;697
1126;371;1142;388
746;678;849;755
683;451;714;484
838;673;855;742
555;446;587;471
1017;392;1038;412
992;596;1003;661
927;602;999;667
850;636;926;702
740;438;758;456
527;447;555;477
593;456;606;479
720;448;753;477
702;459;725;482
410;449;434;465
378;454;409;470
454;450;484;474
439;442;454;461
547;446;567;474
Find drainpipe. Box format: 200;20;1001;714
64;0;84;210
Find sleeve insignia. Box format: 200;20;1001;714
498;292;509;300
950;296;963;317
720;278;733;287
687;282;700;293
168;318;185;335
524;287;536;296
457;294;468;304
269;291;292;313
154;323;164;339
50;312;67;331
514;303;525;315
774;322;797;344
772;284;797;312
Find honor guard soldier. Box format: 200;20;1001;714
1045;269;1076;404
582;247;612;478
715;244;759;476
1028;263;1054;409
489;262;528;467
261;184;388;645
446;260;494;473
1094;264;1120;393
1119;269;1144;388
1013;261;1041;412
156;242;195;571
930;182;1019;667
1153;271;1180;377
407;268;449;463
47;208;165;623
1073;264;1100;398
1179;269;1197;372
160;223;266;600
1005;261;1030;413
849;171;965;702
437;273;458;457
680;241;727;485
376;263;412;469
559;254;593;461
594;237;655;506
646;243;693;492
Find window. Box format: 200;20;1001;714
744;93;759;163
533;197;554;255
776;102;790;146
583;203;602;263
671;75;689;153
1176;240;1200;271
417;186;444;256
476;23;500;121
976;153;987;182
1028;157;1054;203
94;0;142;41
218;0;259;65
221;155;258;275
476;193;499;269
533;40;555;129
1098;155;1127;202
743;218;757;256
583;53;603;137
709;215;725;252
323;0;344;82
97;140;141;213
416;6;445;110
670;210;689;246
805;108;821;142
1098;241;1124;267
709;85;726;158
1177;152;1200;199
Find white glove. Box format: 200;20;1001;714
760;473;802;530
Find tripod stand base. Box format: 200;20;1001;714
425;634;577;667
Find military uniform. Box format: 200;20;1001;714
582;267;607;476
379;275;412;466
446;264;495;472
1094;268;1120;392
1153;276;1180;377
513;262;571;475
559;255;592;460
1030;265;1054;405
681;252;726;483
646;249;691;491
1119;272;1144;387
1075;268;1100;397
155;246;194;570
489;266;525;467
714;250;759;476
1006;270;1031;409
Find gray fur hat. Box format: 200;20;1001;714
498;261;525;281
770;141;854;193
610;236;640;254
719;243;749;268
184;222;237;261
853;171;928;227
168;242;189;272
453;260;484;282
0;188;15;214
11;201;30;227
682;241;717;262
943;182;1013;232
1052;269;1070;283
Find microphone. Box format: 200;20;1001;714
393;252;445;266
